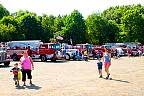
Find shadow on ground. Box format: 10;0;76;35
0;65;12;68
111;79;130;83
103;78;130;83
16;84;42;90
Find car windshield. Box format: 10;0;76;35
85;44;92;49
50;44;61;50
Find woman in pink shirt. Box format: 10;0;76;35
20;51;34;86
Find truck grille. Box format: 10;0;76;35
0;52;7;61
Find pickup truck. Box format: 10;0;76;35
0;48;10;66
62;49;82;60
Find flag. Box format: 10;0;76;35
56;36;63;40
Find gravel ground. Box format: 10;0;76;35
0;56;144;96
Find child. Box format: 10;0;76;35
10;63;21;86
97;58;103;78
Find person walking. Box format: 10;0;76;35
20;51;34;86
103;49;111;79
97;58;103;78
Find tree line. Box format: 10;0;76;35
0;4;144;45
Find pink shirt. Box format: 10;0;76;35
20;56;32;70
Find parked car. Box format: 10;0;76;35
131;49;140;56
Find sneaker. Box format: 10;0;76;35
106;74;110;80
16;84;20;87
30;81;33;85
109;78;112;80
23;83;26;86
99;75;103;78
15;81;17;85
105;77;109;79
17;82;20;86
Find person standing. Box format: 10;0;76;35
103;49;111;79
92;49;96;60
127;47;131;57
83;49;88;61
115;48;118;59
20;51;34;86
10;63;21;86
97;58;103;78
97;50;102;59
27;45;32;57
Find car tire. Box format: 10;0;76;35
51;55;57;62
41;55;47;62
4;61;10;66
65;54;70;60
51;58;56;62
12;54;18;61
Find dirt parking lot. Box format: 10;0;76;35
0;57;144;96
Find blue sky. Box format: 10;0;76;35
0;0;144;18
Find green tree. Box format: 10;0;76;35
62;10;87;44
53;15;64;39
15;11;42;40
0;4;9;19
54;15;64;32
0;24;16;41
86;13;119;44
0;16;20;40
101;4;144;43
101;5;133;24
121;5;144;43
41;15;55;42
19;14;42;40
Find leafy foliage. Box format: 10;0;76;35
0;4;9;19
0;3;144;44
62;10;87;45
86;14;119;44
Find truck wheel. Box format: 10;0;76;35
51;58;56;62
12;55;18;61
4;61;10;66
65;54;70;60
51;55;57;62
41;55;47;62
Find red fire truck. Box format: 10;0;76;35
7;40;62;61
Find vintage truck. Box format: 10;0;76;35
7;40;62;62
0;47;10;66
